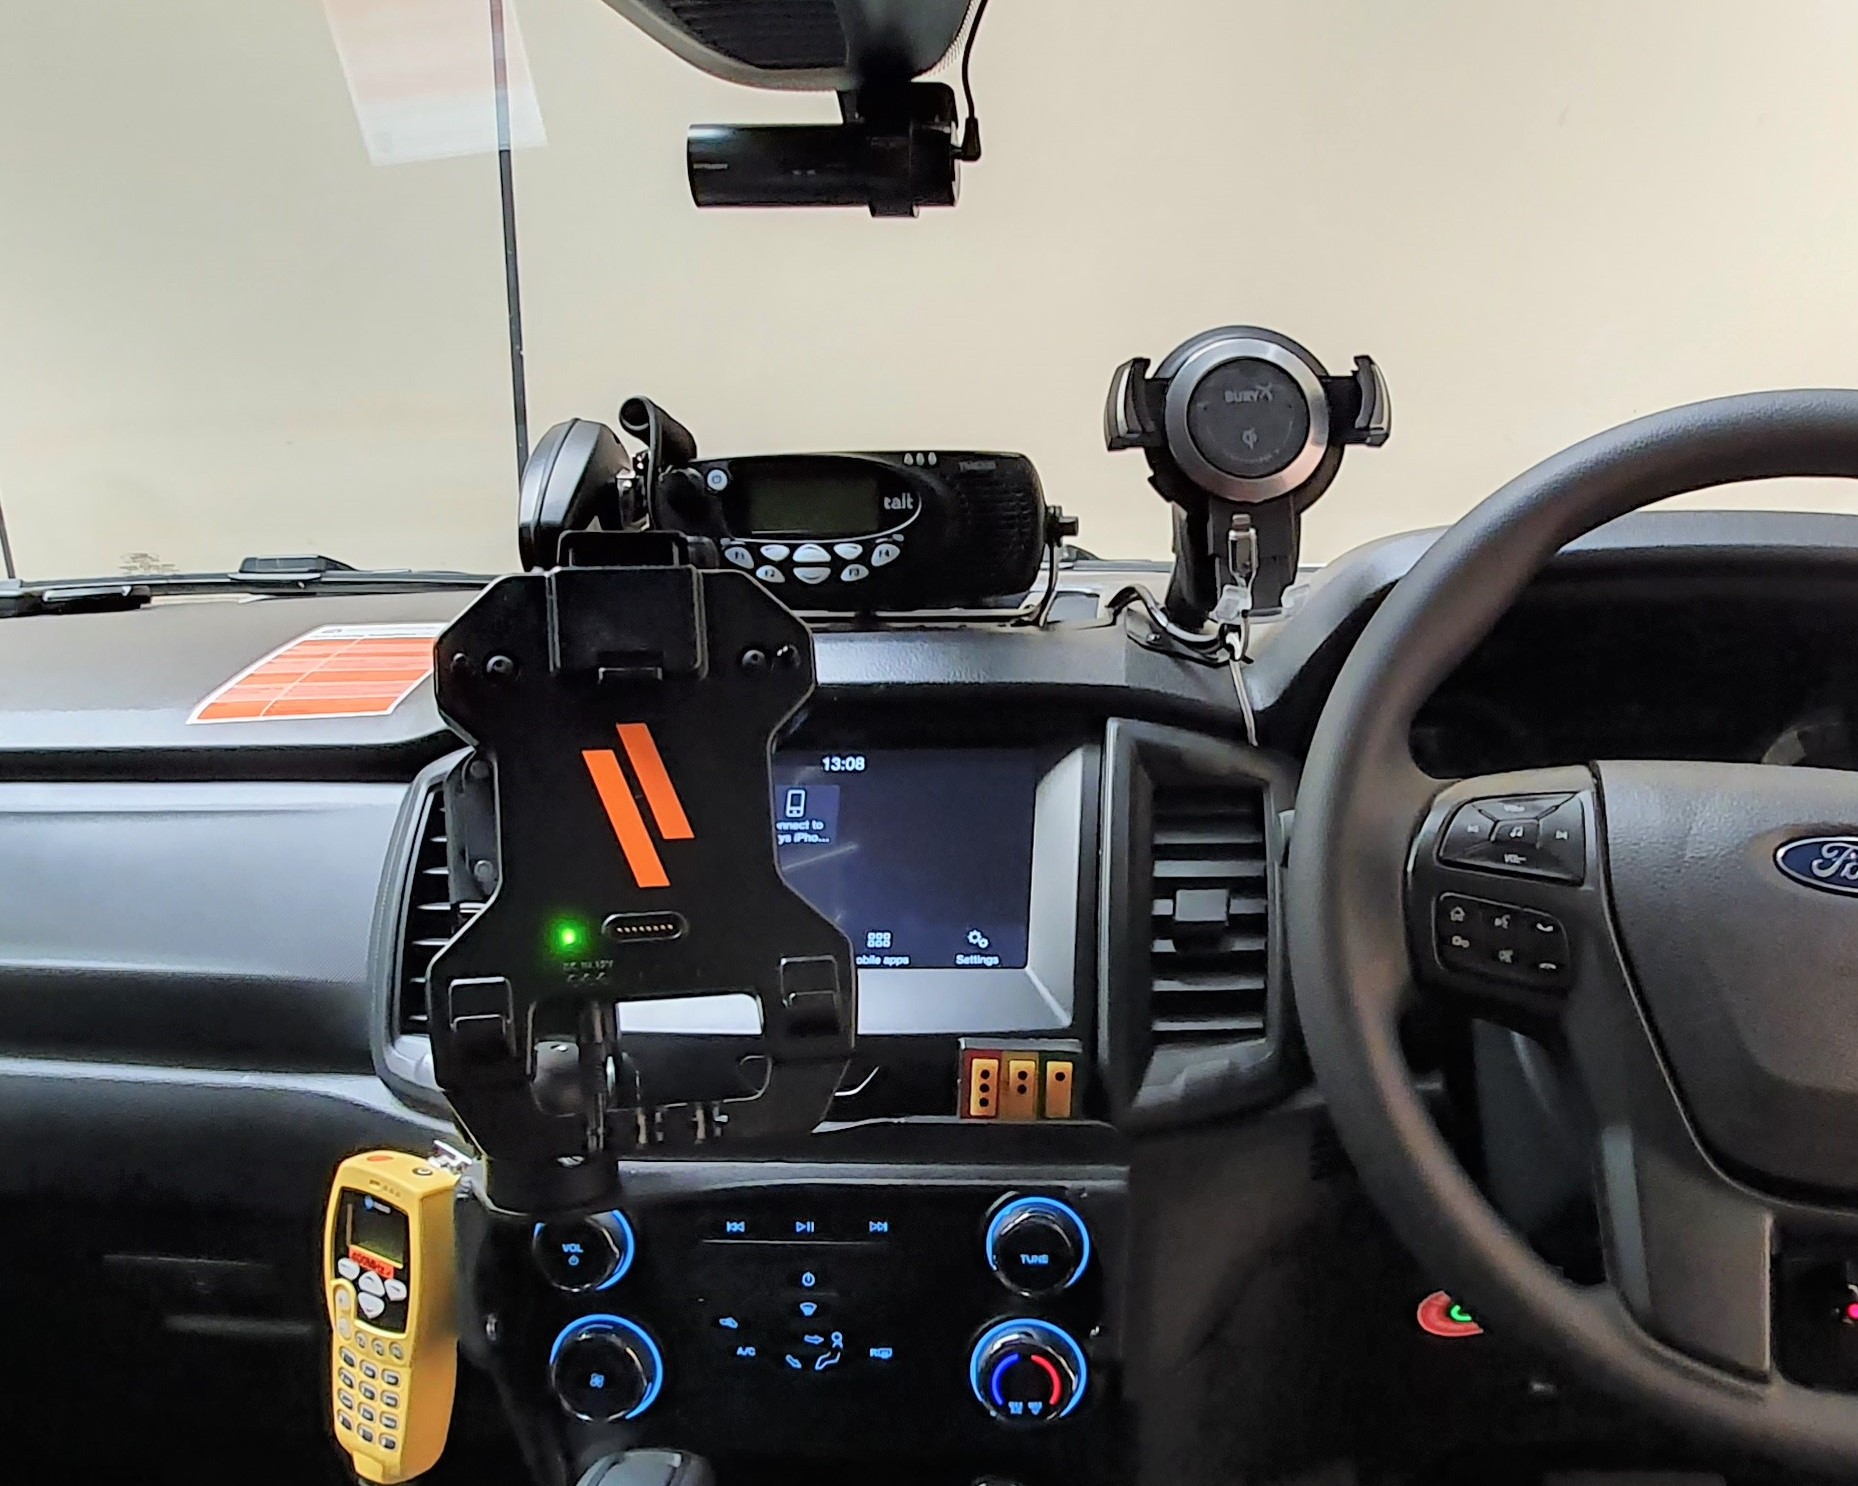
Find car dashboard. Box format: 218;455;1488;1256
4;508;1857;1484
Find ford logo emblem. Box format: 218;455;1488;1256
1776;837;1858;895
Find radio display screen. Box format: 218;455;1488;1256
743;469;886;537
771;750;1039;970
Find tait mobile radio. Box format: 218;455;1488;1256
324;1151;460;1483
652;450;1050;609
517;398;1068;611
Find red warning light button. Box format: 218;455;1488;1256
1416;1290;1484;1339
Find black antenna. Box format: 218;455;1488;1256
0;493;15;580
489;0;530;478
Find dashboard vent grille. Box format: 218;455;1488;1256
396;785;465;1036
1148;783;1270;1043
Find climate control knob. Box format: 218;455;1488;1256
549;1315;664;1422
984;1196;1090;1295
532;1210;636;1292
970;1318;1087;1424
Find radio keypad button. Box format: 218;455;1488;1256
794;567;832;585
723;545;753;569
839;564;870;583
753;565;786;584
871;542;901;567
832;543;864;560
793;543;831;564
759;544;791;562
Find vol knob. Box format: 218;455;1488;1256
969;1319;1087;1424
549;1315;664;1422
532;1210;637;1293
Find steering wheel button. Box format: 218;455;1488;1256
1439;806;1495;864
1478;793;1570;821
1536;797;1587;880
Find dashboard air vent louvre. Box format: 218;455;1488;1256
1148;783;1270;1043
395;785;471;1036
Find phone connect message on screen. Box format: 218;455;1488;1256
770;750;1040;971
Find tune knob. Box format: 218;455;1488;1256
532;1210;636;1292
984;1196;1091;1295
549;1315;664;1422
970;1319;1087;1424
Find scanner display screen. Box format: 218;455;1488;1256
771;750;1039;970
346;1191;409;1269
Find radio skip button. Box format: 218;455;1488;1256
794;567;832;585
833;543;864;560
871;542;901;567
759;544;791;562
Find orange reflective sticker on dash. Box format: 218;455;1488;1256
189;623;445;723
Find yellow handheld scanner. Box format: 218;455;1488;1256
324;1151;460;1482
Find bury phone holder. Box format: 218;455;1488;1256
1105;327;1390;626
424;529;856;1215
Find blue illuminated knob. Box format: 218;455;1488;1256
970;1318;1087;1424
532;1210;636;1293
549;1315;664;1422
984;1196;1090;1295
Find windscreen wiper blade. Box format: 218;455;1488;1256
0;558;497;619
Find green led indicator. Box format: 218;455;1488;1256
1447;1303;1475;1326
549;918;591;956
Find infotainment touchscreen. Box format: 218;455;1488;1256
770;750;1040;971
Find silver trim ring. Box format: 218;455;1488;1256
1162;335;1330;503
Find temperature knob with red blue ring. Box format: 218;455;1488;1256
969;1318;1087;1424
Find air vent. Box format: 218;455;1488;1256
395;786;465;1036
1148;783;1271;1043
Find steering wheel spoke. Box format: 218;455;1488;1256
1559;961;1777;1376
1406;766;1598;1033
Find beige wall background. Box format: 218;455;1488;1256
6;0;1858;579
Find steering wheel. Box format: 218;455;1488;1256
1288;391;1858;1471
